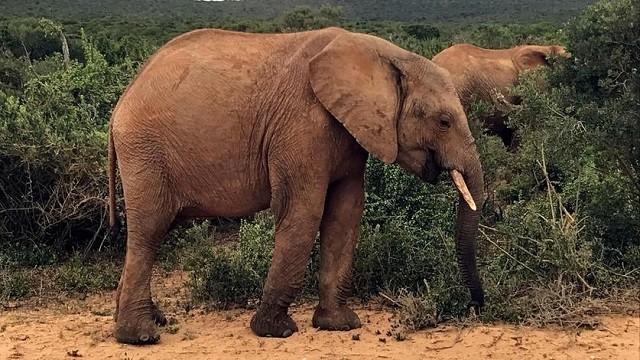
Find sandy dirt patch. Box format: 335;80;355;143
1;272;638;360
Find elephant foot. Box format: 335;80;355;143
312;305;361;330
115;315;160;345
250;304;298;338
468;300;483;317
115;301;163;345
151;302;168;327
114;301;167;327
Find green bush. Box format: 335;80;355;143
0;29;141;265
401;24;440;40
468;0;639;323
449;22;566;49
561;0;640;269
280;6;344;32
0;18;66;61
55;254;119;294
185;213;274;307
0;268;33;300
502;0;640;272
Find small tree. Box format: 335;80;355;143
37;19;70;69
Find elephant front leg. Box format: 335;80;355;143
313;175;364;331
250;181;327;338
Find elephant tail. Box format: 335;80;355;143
107;122;119;239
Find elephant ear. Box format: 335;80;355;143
512;46;551;72
309;33;403;164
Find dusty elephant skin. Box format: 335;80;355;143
432;44;570;147
107;27;485;345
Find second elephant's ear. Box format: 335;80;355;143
309;33;403;164
512;46;551;72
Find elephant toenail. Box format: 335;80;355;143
140;335;149;342
282;329;293;337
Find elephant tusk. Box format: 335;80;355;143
450;170;477;211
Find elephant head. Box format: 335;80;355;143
512;45;571;72
309;33;486;308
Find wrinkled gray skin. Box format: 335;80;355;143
108;27;485;345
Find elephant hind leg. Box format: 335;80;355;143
115;274;167;326
114;184;177;345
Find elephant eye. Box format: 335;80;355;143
438;114;452;130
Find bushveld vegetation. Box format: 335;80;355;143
1;0;638;328
1;0;595;23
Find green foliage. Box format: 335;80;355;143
187;247;261;307
364;159;457;230
502;0;640;271
468;0;639;323
354;220;453;296
449;22;566;49
564;0;639;98
280;6;344;32
401;24;440;40
0;18;64;61
0;268;33;300
0;54;27;96
1;254;120;302
0;29;142;265
559;1;640;258
0;0;596;24
55;254;119;294
185;213;274;307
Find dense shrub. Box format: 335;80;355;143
401;24;440;40
502;0;640;271
280;5;344;32
0;268;32;300
0;18;66;62
0;30;142;265
471;0;639;323
185;214;274;307
0;254;119;301
449;22;566;49
55;254;120;294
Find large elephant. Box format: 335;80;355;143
108;27;485;345
433;44;570;147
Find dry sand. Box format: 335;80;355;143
1;272;638;360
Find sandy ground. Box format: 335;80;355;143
1;272;638;360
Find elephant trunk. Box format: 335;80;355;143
451;154;485;310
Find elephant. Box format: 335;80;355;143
432;44;570;147
107;27;485;345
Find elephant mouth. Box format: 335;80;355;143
421;149;442;184
421;149;477;211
